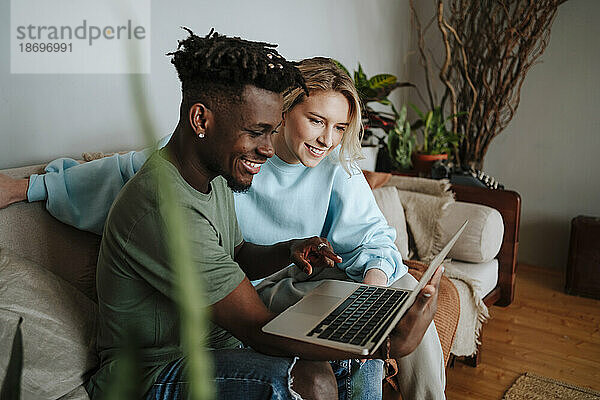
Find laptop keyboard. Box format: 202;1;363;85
307;286;408;346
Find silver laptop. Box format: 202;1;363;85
262;220;468;356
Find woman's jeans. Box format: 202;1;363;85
332;358;384;400
146;348;383;400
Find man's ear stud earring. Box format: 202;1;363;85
197;133;205;139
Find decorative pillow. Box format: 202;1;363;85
372;186;410;259
0;247;98;400
438;202;504;263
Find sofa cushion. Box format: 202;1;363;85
372;186;409;259
0;247;98;400
0;310;22;387
445;258;499;298
0;163;101;300
438;201;504;263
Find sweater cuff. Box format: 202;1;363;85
364;258;396;286
27;174;48;202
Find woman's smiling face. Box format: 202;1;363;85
274;90;350;167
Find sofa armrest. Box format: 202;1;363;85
451;184;521;306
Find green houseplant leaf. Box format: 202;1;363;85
387;106;415;169
408;103;464;156
368;74;397;89
332;59;351;78
127;48;214;400
354;63;369;90
335;60;414;146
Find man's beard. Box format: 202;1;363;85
224;173;251;193
204;154;251;193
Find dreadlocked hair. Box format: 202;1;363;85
167;28;307;114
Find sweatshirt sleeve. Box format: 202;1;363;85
26;134;171;234
321;167;407;285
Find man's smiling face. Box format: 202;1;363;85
202;85;283;192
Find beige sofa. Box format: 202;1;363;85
0;162;518;399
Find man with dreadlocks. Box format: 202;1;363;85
60;30;440;400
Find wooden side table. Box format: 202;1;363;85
566;216;600;299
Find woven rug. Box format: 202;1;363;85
503;372;600;400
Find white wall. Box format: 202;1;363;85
0;0;411;169
483;0;600;269
409;0;600;270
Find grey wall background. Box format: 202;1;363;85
2;0;598;270
483;0;600;270
409;0;600;270
1;0;411;167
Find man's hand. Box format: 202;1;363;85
388;265;443;359
289;237;342;275
0;174;29;209
362;268;388;287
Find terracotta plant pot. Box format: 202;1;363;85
412;153;448;176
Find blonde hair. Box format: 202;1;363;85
283;57;363;175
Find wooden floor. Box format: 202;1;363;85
445;263;600;399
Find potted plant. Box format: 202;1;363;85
335;61;413;170
408;103;462;175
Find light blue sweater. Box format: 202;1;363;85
235;153;405;284
27;135;406;284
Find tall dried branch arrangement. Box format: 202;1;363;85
409;0;565;169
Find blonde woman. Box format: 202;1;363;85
237;57;402;289
236;57;445;399
0;57;445;399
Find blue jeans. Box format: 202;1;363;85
331;359;384;400
147;349;383;400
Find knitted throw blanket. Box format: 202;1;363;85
384;175;489;357
445;272;489;356
385;176;454;262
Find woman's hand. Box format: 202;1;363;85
0;174;29;209
362;268;388;287
388;265;443;359
289;237;342;275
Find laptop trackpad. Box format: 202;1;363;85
293;295;342;316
